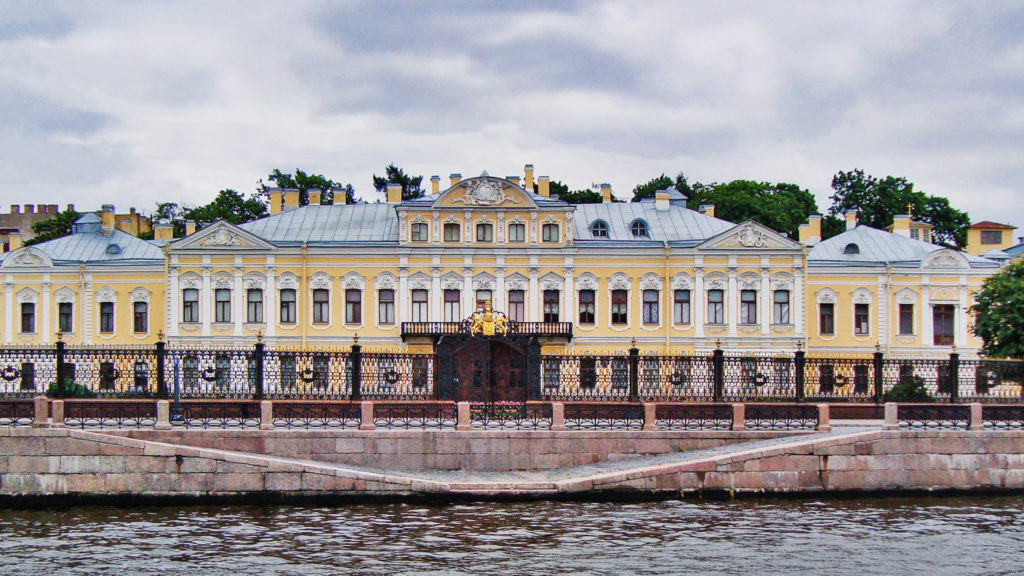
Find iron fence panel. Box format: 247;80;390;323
722;355;796;401
271;401;361;429
263;349;352;399
744;404;818;430
959;360;1024;402
563;402;644;430
362;352;435;400
982;405;1024;430
0;399;34;427
63;400;157;428
897;404;970;429
804;357;875;401
63;346;159;398
638;355;715;401
541;355;632;401
654;403;732;430
170;400;261;428
372;401;457;429
166;348;255;398
470;402;553;429
0;347;57;398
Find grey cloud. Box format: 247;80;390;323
0;91;114;137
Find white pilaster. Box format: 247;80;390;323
201;266;211;336
463;266;473;313
265;266;276;337
727;267;738;338
398;267;408;323
922;285;932;346
564;267;575;325
760;267;770;337
495;266;505;311
83;280;93;344
233;265;243;337
877;276;888;348
41;281;51;344
431;267;441;321
957;281;969;347
4;280;12;344
793;268;804;339
168;266;179;337
528;267;540;322
694;267;704;338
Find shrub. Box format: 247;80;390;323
883;376;933;402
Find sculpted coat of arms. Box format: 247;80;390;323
455;179;520;206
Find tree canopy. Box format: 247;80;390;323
533;179;603;204
25;208;82;246
373;164;423;201
685;180;820;239
631;173;691;202
828;169;970;248
972;260;1024;358
264;168;355;205
153;190;268;237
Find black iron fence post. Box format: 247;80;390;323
350;336;362;400
155;337;167;399
55;338;67;398
948;350;959;403
713;342;724;402
253;337;265;400
873;346;885;404
628;340;639;402
794;347;806;403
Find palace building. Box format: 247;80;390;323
0;165;1002;357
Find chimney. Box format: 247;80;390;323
154;223;173;241
100;204;115;233
524;164;535;191
24;204;34;214
184;219;196;236
891;214;911;237
538;176;550;197
66;204;74;212
309;190;322;206
431;175;440;194
699;204;716;218
507;176;520;187
387;183;403;203
10;205;19;214
600;183;613;203
449;173;462;187
845;210;858;231
269;189;283;214
655;189;670;211
332;188;345;205
282;188;300;211
799;215;822;245
7;232;22;251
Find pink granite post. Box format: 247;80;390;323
642;403;657;431
884;402;898;430
550;402;565;431
155;400;172;430
817;404;831;432
32;395;48;428
359;401;375;431
732;403;745;431
50;399;65;428
260;400;274;431
456;401;472;431
969;402;983;431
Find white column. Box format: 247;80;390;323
168;267;179;337
265;267;276;337
957;282;969;347
495;267;506;311
528;267;540;322
727;268;738;338
877;276;888;348
694;268;704;338
564;267;574;325
463;266;473;314
233;266;243;336
41;281;51;344
760;268;770;336
4;281;12;344
398;267;408;323
922;285;932;347
430;267;441;321
793;269;804;339
83;281;93;344
201;266;212;336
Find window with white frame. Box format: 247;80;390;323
378;289;394;325
578;290;595;324
673;289;690;325
508;223;525;243
214;289;231;323
246;289;263;323
740;290;757;324
508;290;524;322
443;289;460;322
773;290;790;324
312;288;329;324
707;290;724;324
345;289;362;324
410;222;428;242
476;223;493;242
280;289;296;323
182;289;199;323
411;289;428;322
642;289;659;324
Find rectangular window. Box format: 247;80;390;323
543;290;559;323
820;303;835;335
410;222;428;242
133;301;148;333
345;289;362;324
981;230;1003;245
508;290;524;322
933;304;955;345
642;289;659;324
673;289;690;325
246;289;263;323
773;290;790;324
215;289;231;323
378;289;395;325
899;303;914;335
508;223;525;243
312;288;329;324
443;222;460;242
611;289;628;325
411;289;428;322
475;290;492;310
578;289;595;324
182;289;199;323
707;290;724;324
542;223;559;242
854;303;870;335
910;228;920;240
279;289;296;323
100;302;115;333
58;302;73;333
20;302;35;333
443;289;461;322
476;223;493;242
740;290;757;324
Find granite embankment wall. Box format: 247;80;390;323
3;428;1024;500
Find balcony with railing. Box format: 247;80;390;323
401;321;573;340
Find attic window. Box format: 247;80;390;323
630;219;649;238
590;220;608;238
843;243;860;255
105;244;122;255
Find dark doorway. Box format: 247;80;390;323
436;334;541;401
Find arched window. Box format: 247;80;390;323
590;220;609;238
630;219;649;238
843;243;860;255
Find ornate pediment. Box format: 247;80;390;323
432;176;538;209
170;220;275;251
923;249;969;269
1;247;52;268
698;221;800;251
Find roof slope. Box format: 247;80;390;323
573;200;734;245
809;225;997;268
240;204;399;245
19;227;164;264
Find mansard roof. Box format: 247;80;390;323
809;225;998;269
0;225;164;265
573;200;733;246
240;204;399;245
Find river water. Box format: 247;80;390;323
1;495;1022;575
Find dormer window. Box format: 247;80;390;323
105;244;122;255
590;220;609;238
630;219;649;238
843;243;860;255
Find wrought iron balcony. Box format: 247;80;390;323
401;321;573;340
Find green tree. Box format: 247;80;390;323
685;180;820;239
971;260;1024;358
265;168;355;205
373;164;424;201
631;172;692;201
174;190;267;236
533;180;604;203
828;169;970;248
25;208;82;245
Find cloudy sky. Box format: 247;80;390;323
1;0;1022;232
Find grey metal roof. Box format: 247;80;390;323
1005;242;1024;256
573;200;734;245
401;191;570;208
33;227;165;264
240;204;399;245
809;225;998;268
